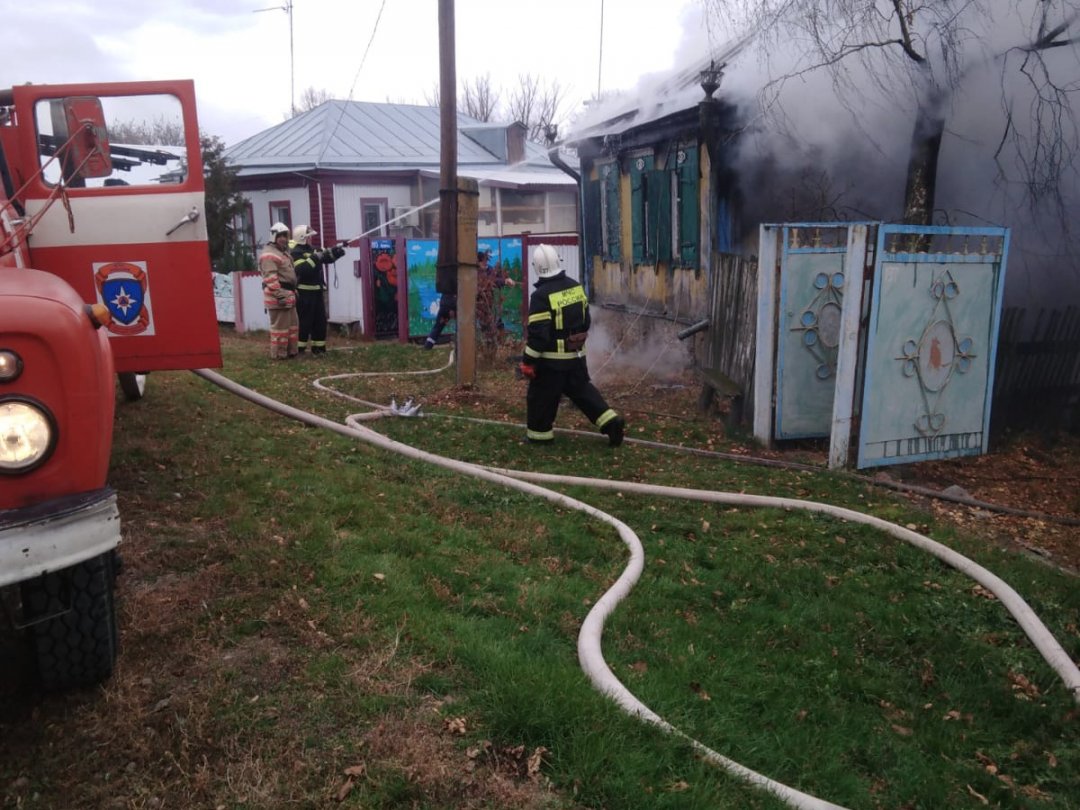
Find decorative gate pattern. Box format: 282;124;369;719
774;224;854;439
857;226;1009;468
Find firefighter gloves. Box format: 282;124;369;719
518;362;538;381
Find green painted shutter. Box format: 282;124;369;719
651;168;672;265
630;155;654;264
678;145;699;267
602;165;621;262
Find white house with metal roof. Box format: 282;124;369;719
223;100;578;329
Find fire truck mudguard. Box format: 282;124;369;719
0;488;121;589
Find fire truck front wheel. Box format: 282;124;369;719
21;551;118;691
118;372;148;401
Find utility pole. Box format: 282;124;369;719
436;0;478;385
255;0;295;116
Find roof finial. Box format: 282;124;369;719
700;60;724;100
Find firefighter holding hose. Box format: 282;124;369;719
290;225;345;355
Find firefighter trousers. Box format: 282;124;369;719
297;289;327;353
525;360;618;442
268;305;299;359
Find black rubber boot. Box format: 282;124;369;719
602;416;625;447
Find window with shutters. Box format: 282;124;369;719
674;144;699;267
630;153;656;264
599;161;621;262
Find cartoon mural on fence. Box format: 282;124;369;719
406;240;442;339
405;237;524;340
478;237;524;343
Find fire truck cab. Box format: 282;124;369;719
0;81;221;689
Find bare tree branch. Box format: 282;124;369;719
461;73;500;122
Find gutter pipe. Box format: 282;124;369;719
548;144;588;291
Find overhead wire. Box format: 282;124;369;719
317;0;389;164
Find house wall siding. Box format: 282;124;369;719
332;183;416;241
246;187;311;244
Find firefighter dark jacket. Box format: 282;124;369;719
523;271;590;366
290;243;332;290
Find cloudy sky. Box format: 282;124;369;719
9;0;706;145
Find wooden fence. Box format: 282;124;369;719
992;306;1080;433
700;252;758;423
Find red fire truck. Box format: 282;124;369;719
0;80;221;689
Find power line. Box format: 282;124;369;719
254;1;295;116
319;0;389;162
597;0;605;98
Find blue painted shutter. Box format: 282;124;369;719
583;178;601;261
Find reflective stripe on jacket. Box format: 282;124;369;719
523;272;589;363
259;244;297;304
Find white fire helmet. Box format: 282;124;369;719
293;224;317;243
270;222;290;239
532;244;562;279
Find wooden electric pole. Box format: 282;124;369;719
436;0;478;385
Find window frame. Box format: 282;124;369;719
268;200;292;232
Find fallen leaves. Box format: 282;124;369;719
1007;670;1042;699
443;716;468;735
464;740;550;780
334;763;367;802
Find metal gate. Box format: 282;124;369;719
856;225;1009;468
772;224;860;439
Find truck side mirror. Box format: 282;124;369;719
61;97;113;180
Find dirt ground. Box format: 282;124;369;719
885;431;1080;573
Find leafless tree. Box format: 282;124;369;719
506;73;568;143
295;86;332;115
424;73;569;141
461;73;501;122
424;83;440;108
706;0;1080;224
107;115;184;146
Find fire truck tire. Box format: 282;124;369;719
118;372;148;401
20;551;118;691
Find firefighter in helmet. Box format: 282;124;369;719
259;222;298;359
519;244;625;446
290;225;345;355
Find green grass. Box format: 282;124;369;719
3;328;1076;810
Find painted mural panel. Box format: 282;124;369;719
213;272;234;323
404;238;525;340
406;239;443;339
371;239;400;339
857;226;1008;468
480;237;524;338
775;226;850;439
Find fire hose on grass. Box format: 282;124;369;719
192;366;1080;810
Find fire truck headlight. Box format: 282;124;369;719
0;399;56;473
0;350;22;382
